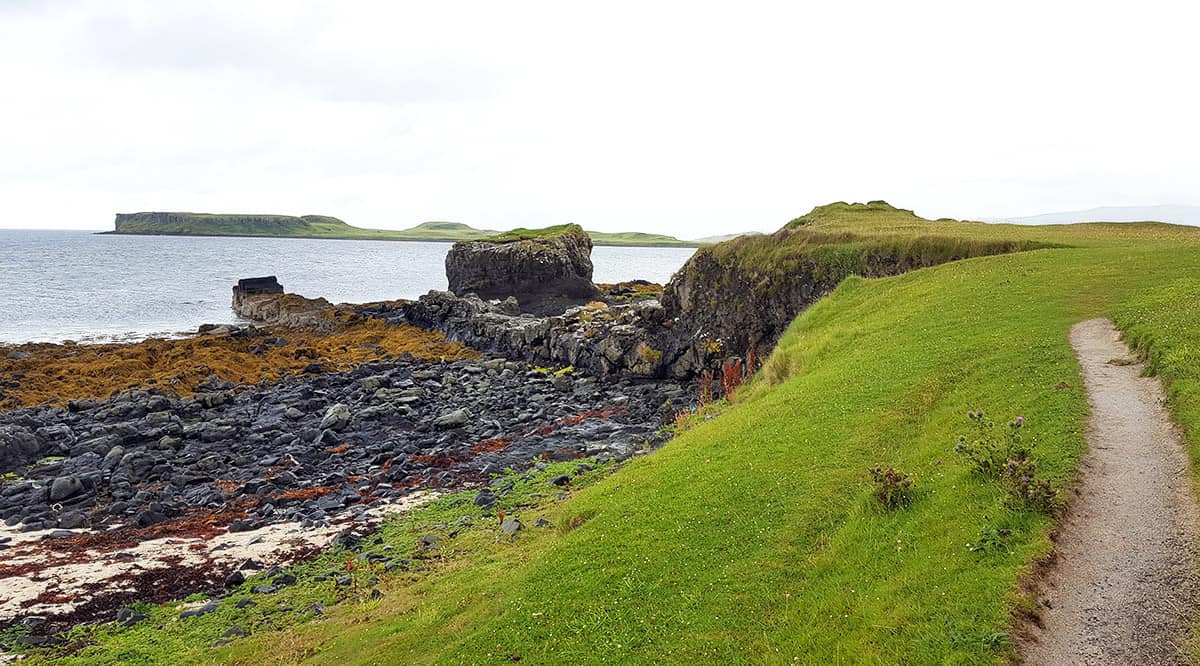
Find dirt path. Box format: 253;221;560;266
1020;319;1199;664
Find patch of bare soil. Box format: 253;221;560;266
1019;319;1199;664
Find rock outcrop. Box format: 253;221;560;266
368;291;672;378
232;277;334;330
444;224;602;315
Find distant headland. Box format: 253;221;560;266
103;212;705;247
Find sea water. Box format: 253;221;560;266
0;230;695;344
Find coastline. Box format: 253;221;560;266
0;302;691;641
98;229;702;248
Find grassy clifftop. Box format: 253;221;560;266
39;206;1200;664
108;213;699;247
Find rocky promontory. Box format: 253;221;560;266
445;224;603;315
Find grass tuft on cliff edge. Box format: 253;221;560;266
36;209;1200;664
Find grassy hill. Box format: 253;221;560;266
107;213;698;247
46;204;1200;664
483;223;688;247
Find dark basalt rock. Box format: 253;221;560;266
444;224;602;315
0;425;42;474
392;291;671;378
234;276;284;295
0;353;689;535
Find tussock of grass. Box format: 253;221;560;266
483;224;587;243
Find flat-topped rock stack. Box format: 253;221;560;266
445;224;602;316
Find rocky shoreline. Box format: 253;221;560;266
0;345;689;631
0;224;725;650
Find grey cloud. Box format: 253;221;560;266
70;6;497;105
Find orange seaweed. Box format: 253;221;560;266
0;319;478;408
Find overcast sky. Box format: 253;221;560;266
1;1;1196;236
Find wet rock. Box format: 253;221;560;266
227;519;258;533
417;534;439;552
0;425;41;472
500;518;522;538
58;511;87;529
11;636;64;648
434;408;470;429
319;403;352;431
135;509;169;527
49;476;84;501
473;489;497;507
180;600;218;619
225;570;245;587
116;607;150;627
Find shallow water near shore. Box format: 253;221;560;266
0;230;695;344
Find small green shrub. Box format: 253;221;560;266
954;410;1029;478
868;466;914;509
968;524;1012;554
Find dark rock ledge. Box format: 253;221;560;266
0;357;688;536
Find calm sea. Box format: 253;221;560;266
0;230;695;344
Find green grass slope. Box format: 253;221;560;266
49;212;1200;664
108;214;697;247
483;223;695;247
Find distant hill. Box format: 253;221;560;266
993;205;1200;226
691;231;763;244
105;213;700;247
390;221;499;241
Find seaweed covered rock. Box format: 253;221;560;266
445;224;601;315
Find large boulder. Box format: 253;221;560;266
231;277;334;329
445;224;601;315
0;425;42;473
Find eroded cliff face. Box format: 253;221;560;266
660;246;839;368
444;224;602;315
659;221;1041;372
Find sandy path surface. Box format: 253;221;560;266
1020;319;1199;664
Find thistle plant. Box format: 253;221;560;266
868;466;914;509
1000;456;1056;513
954;410;1029;479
